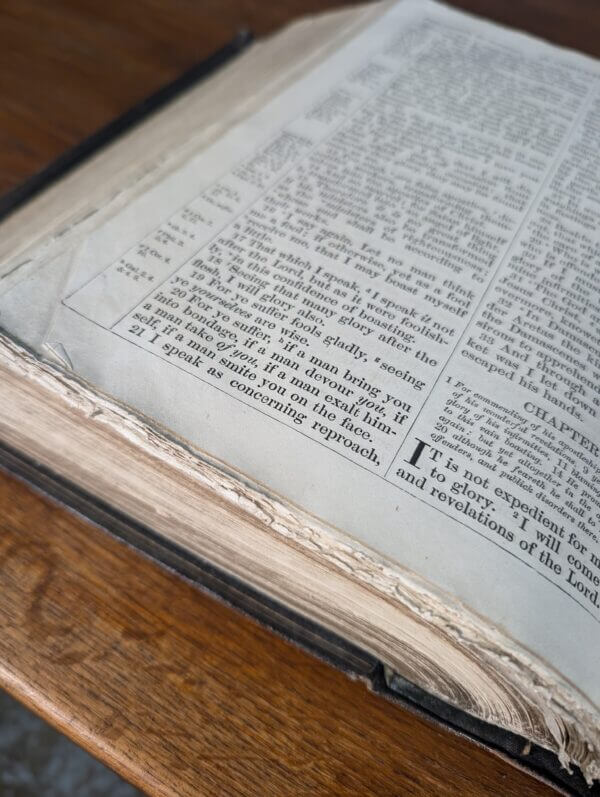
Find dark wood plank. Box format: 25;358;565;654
2;0;598;793
0;0;353;196
0;469;553;796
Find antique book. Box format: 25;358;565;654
1;0;599;790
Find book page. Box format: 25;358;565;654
6;0;600;706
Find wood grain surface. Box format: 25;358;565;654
1;1;598;794
0;471;553;796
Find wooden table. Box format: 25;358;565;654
1;2;597;794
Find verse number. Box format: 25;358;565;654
128;324;145;337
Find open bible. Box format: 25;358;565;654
1;0;599;788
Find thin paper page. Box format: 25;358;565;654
24;0;600;705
